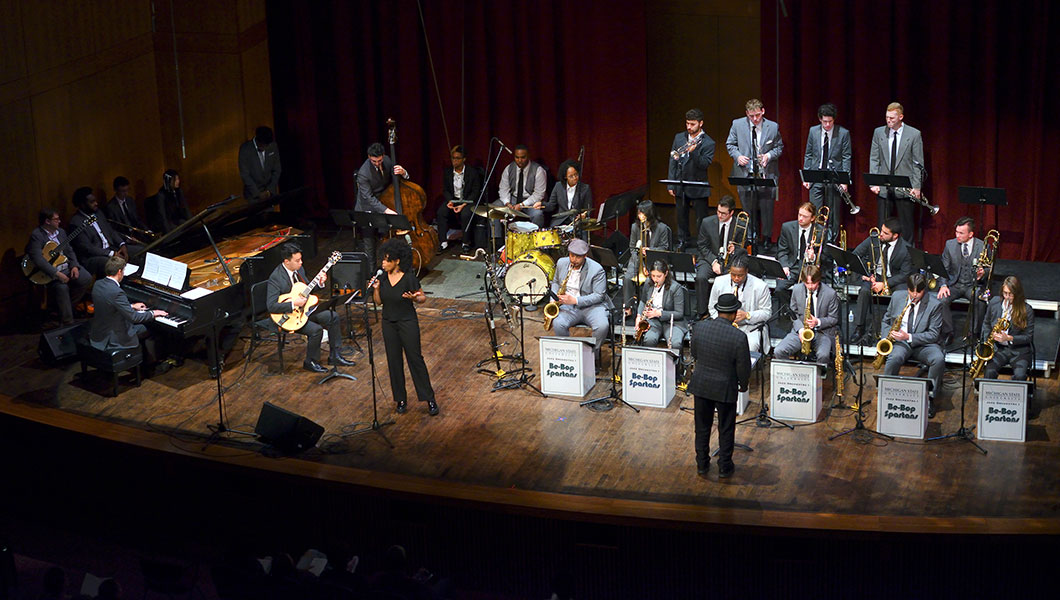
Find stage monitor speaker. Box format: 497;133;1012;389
38;322;86;364
330;252;368;296
603;230;630;265
254;402;325;454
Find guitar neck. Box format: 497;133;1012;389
50;218;95;257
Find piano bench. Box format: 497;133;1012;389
76;340;143;397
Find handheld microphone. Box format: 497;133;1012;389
367;269;384;288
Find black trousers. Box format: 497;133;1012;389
381;317;435;404
296;309;342;363
985;346;1032;381
693;263;715;317
938;284;985;341
674;193;709;249
694;396;737;470
739;185;776;243
436;205;486;248
359;227;379;273
877;193;916;243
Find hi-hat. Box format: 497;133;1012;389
473;205;530;219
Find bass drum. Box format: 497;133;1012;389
503;250;556;305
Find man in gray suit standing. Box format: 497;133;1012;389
549;238;609;361
355;142;404;269
727;98;783;249
90;256;167;363
667;108;715;250
688;292;751;478
880;273;945;417
774;265;840;365
238;126;282;201
868;102;924;243
802;103;852;239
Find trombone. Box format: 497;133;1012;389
797;206;829;282
974;230;1000;301
632;223;649;286
866;226;889;296
724;211;750;269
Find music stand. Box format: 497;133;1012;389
745;255;787;281
598;186;645;228
589;245;622;290
645;249;696;288
958;186;1007;234
330;209;357;240
727;176;776;250
863;173;912;223
908;248;947;282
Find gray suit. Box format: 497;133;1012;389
667;130;715;248
708;273;771;353
354;156;406;269
89;276;153;352
238;139;281;200
880;291;945;399
774;220;825;302
550;256;609;352
26;226;93;324
688;316;751;472
727;117;783;242
803;124;852;237
938;236;987;338
775;283;840;364
546;182;593;227
981;297;1035;380
868;124;924;242
635;280;687;348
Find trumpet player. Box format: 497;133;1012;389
667;108;715;250
727;98;783;250
802;103;852;239
852;218;912;341
706;253;771;353
634;261;687;348
868;102;924;243
980;276;1035;384
774;265;839;364
694;195;738;315
937;216;987;339
623;201;672;308
550;239;609;362
880;273;945;417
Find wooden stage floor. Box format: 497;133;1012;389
2;297;1059;535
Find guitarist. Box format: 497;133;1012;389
26;208;93;325
266;242;354;373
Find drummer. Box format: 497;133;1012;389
547;160;593;231
622;200;673;310
498;144;547;227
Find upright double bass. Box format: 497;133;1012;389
380;119;438;274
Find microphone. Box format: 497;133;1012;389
367;269;384;288
496;138;513;155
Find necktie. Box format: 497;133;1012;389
809;292;815;317
119;200;129;222
909;303;918;332
751;126;759;176
821;133;829;169
259;150;266;168
733;284;740;301
882;243;891;278
890;130;898;175
517;168;525;204
962;242;969;257
720;223;728;253
292;272;299;286
800;230;807;260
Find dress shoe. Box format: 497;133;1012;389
927;399;937;418
396;400;407;414
303;359;328;373
427;399;439;415
697;463;710;475
719;466;735;479
329;354;356;367
440;241;449;251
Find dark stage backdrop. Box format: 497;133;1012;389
267;0;647;229
763;0;1060;262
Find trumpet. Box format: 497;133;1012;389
836;184;860;214
724;211;750;269
797;206;829;282
670;131;706;160
874;299;911;369
895;188;940;215
974;230;1000;302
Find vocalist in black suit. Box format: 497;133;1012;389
371;239;438;416
688;293;751;478
265;243;353;373
667;108;715;250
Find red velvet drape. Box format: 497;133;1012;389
763;0;1060;261
267;0;647;227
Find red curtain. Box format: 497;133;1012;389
267;0;647;228
763;0;1060;261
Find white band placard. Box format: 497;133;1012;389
977;379;1030;443
769;359;822;422
876;375;930;439
622;346;677;409
539;336;595;397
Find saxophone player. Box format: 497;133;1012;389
880;273;945;417
774;265;840;364
550;238;610;362
980;276;1035;384
634;261;687;348
706;253;771;354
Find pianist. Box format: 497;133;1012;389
89;256;168;365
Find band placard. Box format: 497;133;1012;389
770;359;822;422
876;375;930;439
977;379;1030;443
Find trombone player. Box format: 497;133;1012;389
937;216;987;339
775;202;825;307
879;273;945;418
694;195;739;315
774;265;839;365
706;253;771;354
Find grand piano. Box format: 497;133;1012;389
122;189;315;371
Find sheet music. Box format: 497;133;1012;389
122;263;140;277
142;252;188;291
180;286;213;299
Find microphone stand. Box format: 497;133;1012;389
341;290;394;448
736;309;794;430
492;291;546;397
206;308;257;442
581;298;638;413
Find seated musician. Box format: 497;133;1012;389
497;144;547;228
546;160;593;228
880;273;944;417
981;276;1035;383
694;195;738;316
355;142;404;269
775;202;824;306
622;201;673;307
435;145;485;252
26;208;94;326
706;253;771;353
774;265;840;364
633;260;686;348
105;176;150;243
89;256;167;365
69;186;141;277
937;216;987;339
266;242;355;373
146;169;191;234
852;217;912;341
550;238;609;362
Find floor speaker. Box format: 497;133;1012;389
254;402;325;454
38;322;87;364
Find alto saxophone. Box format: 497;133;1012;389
542;266;572;331
799;290;815;356
969;313;1011;380
874;300;911;369
634;295;655;343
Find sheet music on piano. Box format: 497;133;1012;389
142;252;191;292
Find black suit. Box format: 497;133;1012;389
694;214;737;314
852;235;912;334
146;187;191;234
981;298;1035;381
68;210;133;277
354;156;404;269
238;139;281;200
105;195;148;239
265;263;343;364
687;317;751;472
546;181;593;227
667;131;715;248
435;165;485;249
26;226;93;324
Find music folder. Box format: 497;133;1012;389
800;169;851;186
727;176;776;188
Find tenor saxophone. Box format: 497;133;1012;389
873;299;911;369
542;266;572;331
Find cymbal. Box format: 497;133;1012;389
472;205;530;219
553;208;587;219
576;218;603;232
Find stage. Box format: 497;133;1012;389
2;290;1058;536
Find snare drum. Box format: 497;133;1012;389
505;221;538;261
531;227;562;249
503;250;556;305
